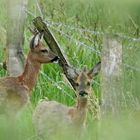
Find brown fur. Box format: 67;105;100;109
0;33;58;116
33;62;101;139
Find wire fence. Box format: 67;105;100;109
25;9;140;43
49;21;140;108
24;9;140;73
23;5;140;109
46;20;140;42
40;71;75;100
50;25;101;55
49;24;140;73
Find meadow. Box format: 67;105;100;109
0;0;140;139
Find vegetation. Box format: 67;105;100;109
0;0;140;140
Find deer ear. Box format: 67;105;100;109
30;34;39;49
39;32;44;42
30;32;43;49
34;33;40;47
87;62;101;78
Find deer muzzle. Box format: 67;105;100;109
79;91;88;97
51;56;59;63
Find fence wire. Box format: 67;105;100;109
50;25;140;73
40;71;75;100
28;2;140;109
25;9;140;43
50;25;101;55
46;20;140;43
24;7;140;109
24;9;140;73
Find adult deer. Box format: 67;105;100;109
0;32;59;117
33;62;101;139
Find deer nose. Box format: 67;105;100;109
79;91;88;97
51;56;59;62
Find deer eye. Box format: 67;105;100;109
40;49;48;53
87;82;90;86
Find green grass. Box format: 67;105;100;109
0;0;140;139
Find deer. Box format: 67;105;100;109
0;32;59;118
33;62;101;139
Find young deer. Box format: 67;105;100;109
33;62;101;139
0;32;59;117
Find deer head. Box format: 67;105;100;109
74;62;101;99
29;32;59;63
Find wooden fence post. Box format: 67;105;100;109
6;0;28;76
33;17;77;90
101;35;123;116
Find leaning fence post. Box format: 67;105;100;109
33;17;77;90
101;35;123;116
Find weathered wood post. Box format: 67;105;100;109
33;17;77;90
6;0;28;76
101;35;123;116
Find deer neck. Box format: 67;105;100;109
19;53;41;92
72;97;88;125
76;97;88;112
